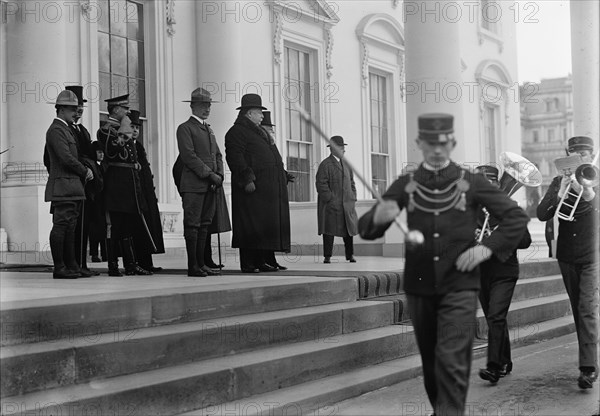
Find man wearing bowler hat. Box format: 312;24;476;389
316;135;359;264
44;90;94;279
225;94;291;273
359;114;529;415
176;87;223;277
537;135;599;389
475;164;532;384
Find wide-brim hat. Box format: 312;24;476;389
261;111;275;126
568;136;594;152
105;94;130;109
128;109;141;126
327;135;347;147
47;90;79;107
183;87;217;103
418;113;455;143
476;165;499;182
65;85;87;105
236;93;267;110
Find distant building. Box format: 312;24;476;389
520;76;573;215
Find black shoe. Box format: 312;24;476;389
201;265;221;276
324;257;331;264
258;263;278;272
53;267;80;279
498;363;511;377
275;263;288;271
150;266;163;272
91;256;102;263
241;267;260;273
188;268;208;277
78;268;99;278
347;256;356;263
108;267;123;277
125;265;153;276
578;370;598;389
479;368;500;383
205;260;224;269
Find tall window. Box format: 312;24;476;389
533;130;539;143
483;105;497;163
284;46;314;202
480;0;499;34
548;129;555;142
369;72;389;198
98;0;145;116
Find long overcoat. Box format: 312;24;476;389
225;115;291;251
316;155;359;237
44;119;88;202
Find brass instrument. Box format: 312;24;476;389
555;152;600;221
476;152;542;243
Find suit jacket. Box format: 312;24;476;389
359;162;530;296
537;175;599;264
176;117;223;193
316;155;359;237
44;119;88;202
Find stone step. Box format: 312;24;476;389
512;274;565;302
518;259;560;279
0;276;357;346
188;315;575;416
0;326;417;416
0;300;393;398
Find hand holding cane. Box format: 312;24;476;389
294;104;424;248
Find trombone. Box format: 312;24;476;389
555;152;599;221
476;152;542;243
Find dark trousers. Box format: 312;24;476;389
323;234;353;259
559;260;599;370
407;290;478;416
239;248;267;270
74;200;92;269
49;201;81;270
183;192;216;270
478;272;518;370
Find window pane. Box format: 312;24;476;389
98;32;110;73
99;72;111;112
126;1;142;40
111;74;129;98
98;0;109;32
110;35;127;76
289;49;299;80
290;111;301;140
132;79;145;116
110;0;127;37
128;39;139;78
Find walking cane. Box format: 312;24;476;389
215;185;223;273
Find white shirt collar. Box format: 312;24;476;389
332;155;341;163
54;117;69;126
422;160;451;172
191;115;206;125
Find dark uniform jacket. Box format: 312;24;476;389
316;155;359;237
225;115;291;251
176;117;223;194
537;175;599;264
102;127;146;214
359;162;530;296
135;139;165;254
44;119;88;202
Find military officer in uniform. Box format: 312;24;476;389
44;90;94;279
475;165;532;384
537;136;599;389
358;114;529;416
100;95;152;276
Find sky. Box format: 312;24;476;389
516;0;572;84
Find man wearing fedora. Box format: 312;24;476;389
316;135;359;264
537;136;599;389
102;97;153;277
130;110;165;272
44;90;94;279
359;114;529;416
225;94;291;273
475;164;532;384
176;87;223;277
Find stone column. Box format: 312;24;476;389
570;1;599;139
1;1;78;254
403;1;464;164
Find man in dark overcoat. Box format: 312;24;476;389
475;165;532;384
225;94;291;273
358;113;529;416
129;110;165;272
102;95;152;276
44;90;94;279
177;87;223;277
316;135;359;264
537;135;599;389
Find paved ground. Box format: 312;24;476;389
319;333;600;416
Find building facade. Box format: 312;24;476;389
0;0;536;256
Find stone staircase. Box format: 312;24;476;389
0;260;572;416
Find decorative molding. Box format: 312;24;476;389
360;39;369;87
80;0;91;19
160;211;179;233
325;25;334;78
166;0;176;36
479;92;485;120
504;93;510;124
399;53;405;99
392;0;401;9
272;9;283;65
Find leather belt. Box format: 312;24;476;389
108;162;137;168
